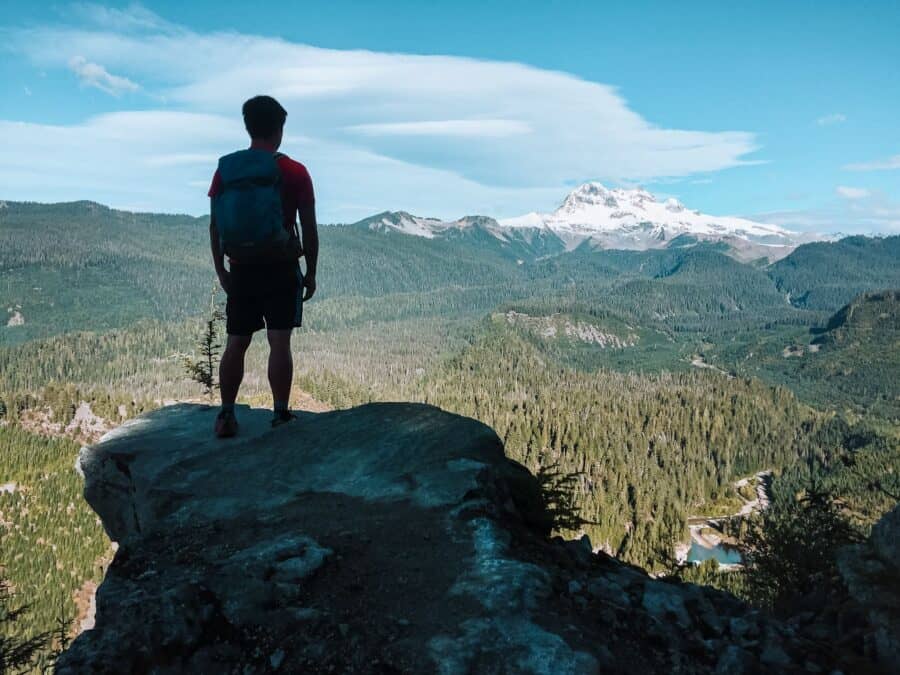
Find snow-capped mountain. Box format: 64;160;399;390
499;183;812;257
353;211;465;239
352;183;822;262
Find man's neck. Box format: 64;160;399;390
249;139;277;151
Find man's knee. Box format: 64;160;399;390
266;329;292;351
224;334;253;358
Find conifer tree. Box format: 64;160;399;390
740;484;863;614
0;575;50;673
182;286;225;401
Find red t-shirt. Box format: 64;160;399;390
208;151;315;234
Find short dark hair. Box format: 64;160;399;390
242;95;287;139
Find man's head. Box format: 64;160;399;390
242;95;287;148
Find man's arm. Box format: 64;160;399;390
298;202;318;300
209;199;230;293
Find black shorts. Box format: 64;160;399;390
225;261;303;336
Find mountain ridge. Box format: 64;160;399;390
350;182;827;263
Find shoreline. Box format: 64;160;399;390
676;470;773;567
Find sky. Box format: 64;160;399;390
1;1;898;232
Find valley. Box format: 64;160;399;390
1;193;898;668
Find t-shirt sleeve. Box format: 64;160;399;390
293;163;315;207
207;169;222;198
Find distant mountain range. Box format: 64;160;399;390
352;182;826;262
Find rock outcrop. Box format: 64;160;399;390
838;503;900;668
60;403;836;674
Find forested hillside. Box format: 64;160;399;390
769;235;900;311
4;199;897;342
413;322;855;567
792;291;898;419
698;290;900;421
0;201;208;342
0;425;111;671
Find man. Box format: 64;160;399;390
207;95;318;438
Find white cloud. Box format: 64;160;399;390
0;112;563;220
23;86;32;96
844;154;900;171
69;2;179;34
144;153;219;168
757;191;900;235
836;185;871;199
4;11;761;219
347;120;532;138
68;55;140;96
815;113;846;126
0;112;239;213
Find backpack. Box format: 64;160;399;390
213;149;301;262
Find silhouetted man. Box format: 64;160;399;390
207;95;318;438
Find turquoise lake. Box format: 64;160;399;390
687;540;742;566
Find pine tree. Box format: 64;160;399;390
0;575;51;673
182;287;225;401
740;484;863;614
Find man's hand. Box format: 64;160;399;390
302;274;316;301
298;203;318;302
217;269;232;294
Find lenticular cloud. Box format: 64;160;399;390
4;7;759;218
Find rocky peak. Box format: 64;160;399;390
559;182;658;214
59;403;847;673
455;215;501;229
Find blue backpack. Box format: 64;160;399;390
213;149;299;261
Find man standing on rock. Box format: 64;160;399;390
207;95;318;438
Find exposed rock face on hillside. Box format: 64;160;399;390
60;403;836;674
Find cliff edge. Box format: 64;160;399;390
59;403;828;674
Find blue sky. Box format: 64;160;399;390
1;1;898;232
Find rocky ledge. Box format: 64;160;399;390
60;403;838;674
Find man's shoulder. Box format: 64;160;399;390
276;154;310;178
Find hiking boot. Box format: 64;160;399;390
271;409;296;428
215;409;239;438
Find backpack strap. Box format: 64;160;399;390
270;151;304;252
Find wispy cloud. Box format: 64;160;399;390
836;185;871;199
0;112;566;220
68;55;139;96
144;153;219;168
5;6;761;219
69;2;179;34
815;113;846;126
843;154;900;171
757;190;900;235
347;120;532;138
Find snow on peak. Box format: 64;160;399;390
353;211;498;239
499;182;799;248
497;211;548;229
560;183;658;211
664;198;685;213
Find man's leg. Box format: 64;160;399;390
215;333;252;438
220;334;253;407
266;329;293;410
